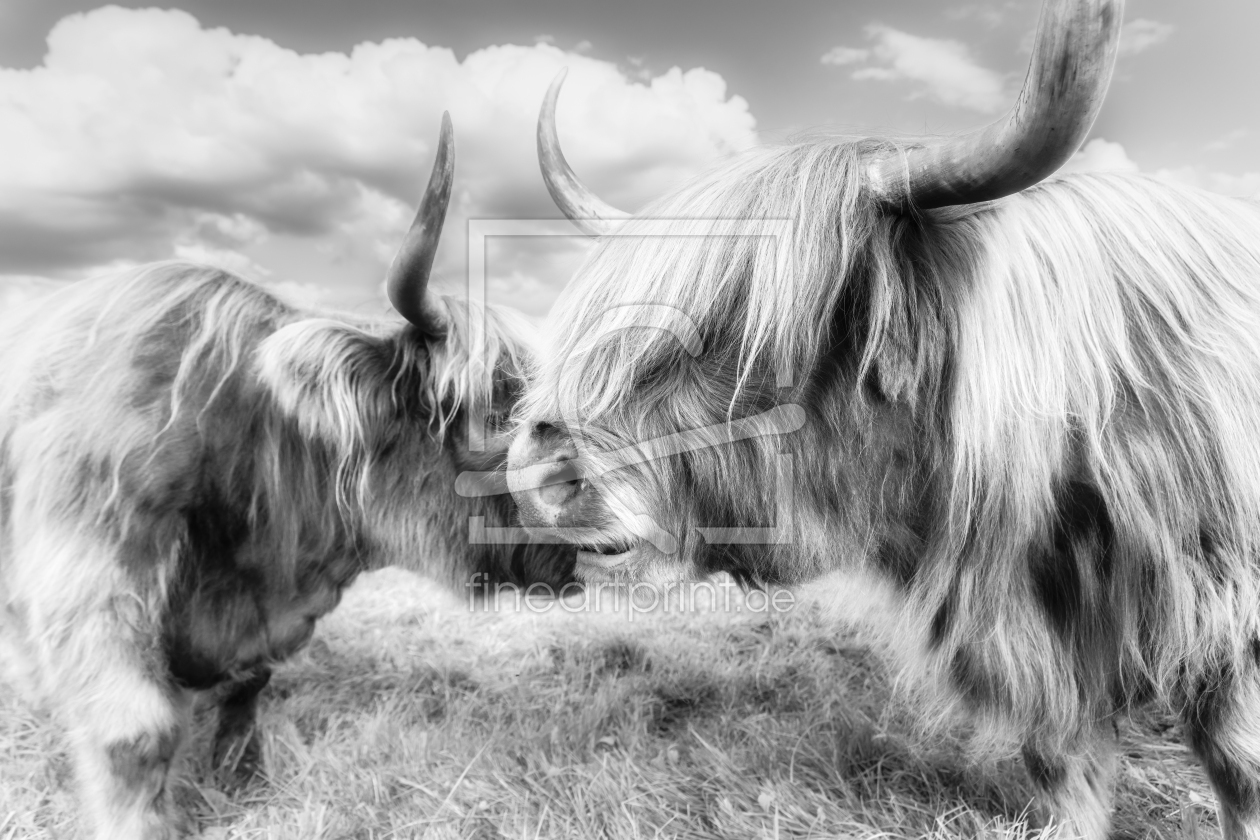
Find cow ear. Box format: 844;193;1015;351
255;319;390;447
858;240;935;405
869;332;917;403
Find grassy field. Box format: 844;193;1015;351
1;569;1221;839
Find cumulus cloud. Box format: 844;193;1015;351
1059;138;1259;199
1118;19;1174;58
0;7;757;314
1059;138;1140;175
821;25;1006;114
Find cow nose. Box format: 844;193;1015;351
535;458;581;509
507;423;585;529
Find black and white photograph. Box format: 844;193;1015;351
1;0;1257;837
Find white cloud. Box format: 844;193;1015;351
0;7;757;314
1118;19;1174;58
1205;129;1249;154
821;25;1007;114
1059;138;1140;174
820;47;869;66
484;234;591;318
1153;167;1260;199
1060;138;1259;199
262;279;333;310
171;241;272;281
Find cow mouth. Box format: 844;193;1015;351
574;539;638;569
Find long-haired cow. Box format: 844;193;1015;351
508;1;1260;836
0;116;574;839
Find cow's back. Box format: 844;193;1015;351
0;263;295;581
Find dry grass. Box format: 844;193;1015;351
1;569;1220;839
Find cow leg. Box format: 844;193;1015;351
212;667;271;788
1021;726;1118;840
13;530;191;839
56;631;191;840
1183;663;1260;840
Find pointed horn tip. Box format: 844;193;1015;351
436;113;454;161
542;69;568;116
385;110;456;327
873;0;1123;209
536;65;628;237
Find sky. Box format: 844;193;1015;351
0;0;1254;319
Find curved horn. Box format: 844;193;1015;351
538;69;630;237
387;111;454;327
867;0;1123;209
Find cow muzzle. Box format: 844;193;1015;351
507;423;642;565
508;424;581;525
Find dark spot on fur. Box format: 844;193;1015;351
862;365;889;404
1199;527;1216;560
1030;543;1083;638
949;647;1004;710
1030;480;1114;639
212;668;271;786
1021;746;1067;792
1111;662;1157;712
221;667;272;710
873;536;917;587
1193;523;1234;586
466;495;576;591
107;729;178;792
163;495;261;689
1182;663;1260;818
929;598;952;649
509;544;528;584
1203;758;1260;821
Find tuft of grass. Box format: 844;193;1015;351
1;569;1220;838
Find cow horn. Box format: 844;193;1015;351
867;0;1123;209
538;69;630;237
387;112;455;328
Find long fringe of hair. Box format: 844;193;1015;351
530;136;1260;749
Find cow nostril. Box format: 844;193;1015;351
530;421;579;459
509;423;585;524
533;456;583;510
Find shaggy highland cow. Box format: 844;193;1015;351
507;1;1260;836
0;116;573;840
